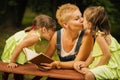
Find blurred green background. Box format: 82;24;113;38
0;0;120;79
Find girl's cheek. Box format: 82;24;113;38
50;31;55;36
48;31;54;40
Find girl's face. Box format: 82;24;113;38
43;28;55;41
65;9;83;31
83;16;92;29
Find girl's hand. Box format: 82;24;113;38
73;61;86;73
7;62;18;68
80;68;90;74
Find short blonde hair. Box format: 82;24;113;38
56;3;79;27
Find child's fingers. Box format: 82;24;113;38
81;68;89;74
8;65;17;68
75;69;85;74
7;64;18;68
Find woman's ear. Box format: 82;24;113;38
63;22;68;29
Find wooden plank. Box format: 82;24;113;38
0;61;84;80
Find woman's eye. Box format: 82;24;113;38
74;18;79;20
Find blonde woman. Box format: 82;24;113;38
41;3;93;71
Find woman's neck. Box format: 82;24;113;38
63;29;80;41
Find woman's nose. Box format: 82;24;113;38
80;17;84;22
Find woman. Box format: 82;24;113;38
41;3;93;71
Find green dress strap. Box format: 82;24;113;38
36;31;41;41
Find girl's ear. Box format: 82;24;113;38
42;27;47;32
88;22;92;29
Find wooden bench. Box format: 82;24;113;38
0;61;84;80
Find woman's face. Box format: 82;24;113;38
66;9;83;31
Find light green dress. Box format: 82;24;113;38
1;30;41;64
89;36;120;80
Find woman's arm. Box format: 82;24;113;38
43;31;75;69
45;32;57;57
42;30;94;70
95;35;111;66
56;61;74;69
54;30;94;69
75;30;94;61
73;53;94;73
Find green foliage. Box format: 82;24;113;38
27;0;53;16
22;8;37;26
82;0;118;24
0;32;11;59
82;0;120;42
8;0;18;6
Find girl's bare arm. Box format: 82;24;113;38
10;35;39;63
95;35;111;66
84;54;94;67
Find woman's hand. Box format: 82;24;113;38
7;62;18;68
39;61;59;71
73;61;87;73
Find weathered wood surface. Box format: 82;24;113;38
0;61;84;80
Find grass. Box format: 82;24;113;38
0;8;59;80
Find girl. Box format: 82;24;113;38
1;14;56;80
74;6;120;80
